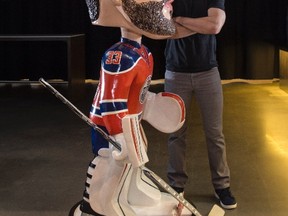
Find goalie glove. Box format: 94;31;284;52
142;91;185;133
112;114;149;168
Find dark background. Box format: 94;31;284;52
0;0;287;80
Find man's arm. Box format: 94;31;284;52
173;7;226;38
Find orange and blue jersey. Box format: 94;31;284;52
89;37;153;154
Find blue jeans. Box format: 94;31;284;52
164;68;230;190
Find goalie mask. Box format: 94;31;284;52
85;0;176;39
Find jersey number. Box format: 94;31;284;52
106;51;122;64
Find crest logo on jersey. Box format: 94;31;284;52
139;75;152;104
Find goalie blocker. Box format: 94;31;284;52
112;91;185;167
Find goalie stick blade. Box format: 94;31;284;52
207;205;225;216
142;169;202;216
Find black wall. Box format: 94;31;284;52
217;0;285;79
277;0;288;50
0;0;287;80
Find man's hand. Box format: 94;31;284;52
172;8;226;35
171;20;196;39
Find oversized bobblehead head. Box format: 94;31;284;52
85;0;175;39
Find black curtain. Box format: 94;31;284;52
0;0;287;80
217;0;282;79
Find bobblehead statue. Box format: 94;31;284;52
70;0;190;215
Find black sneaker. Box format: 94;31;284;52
215;187;237;209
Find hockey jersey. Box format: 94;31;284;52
90;37;153;154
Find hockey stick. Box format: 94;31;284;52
39;78;224;216
39;78;120;151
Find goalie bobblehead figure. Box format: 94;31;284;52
70;0;189;215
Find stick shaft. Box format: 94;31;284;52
39;78;120;150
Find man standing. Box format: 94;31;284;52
164;0;237;210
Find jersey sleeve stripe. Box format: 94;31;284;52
101;109;128;116
90;105;101;117
100;101;128;114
